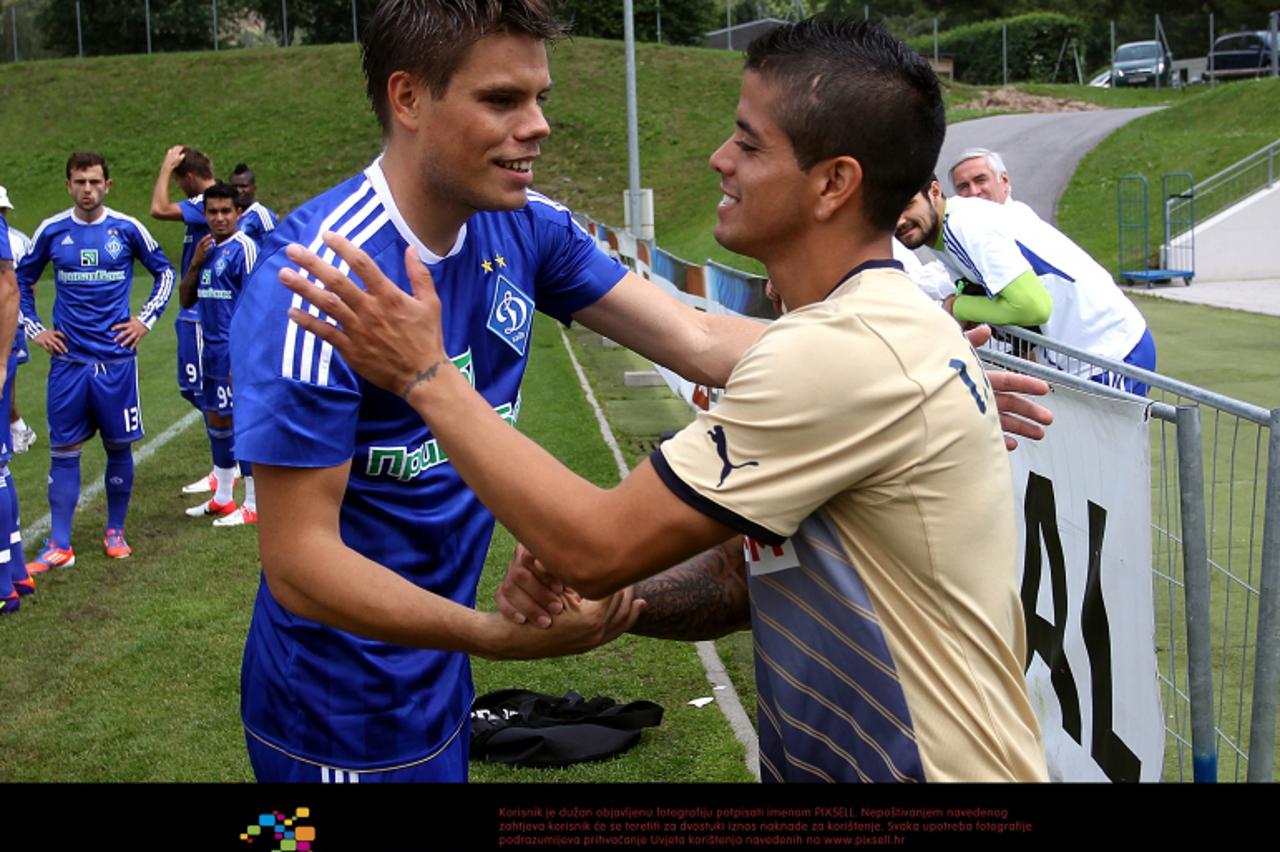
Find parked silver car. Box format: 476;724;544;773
1113;40;1173;87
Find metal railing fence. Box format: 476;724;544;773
1167;139;1280;241
987;325;1279;783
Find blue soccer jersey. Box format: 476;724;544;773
17;208;174;361
196;231;257;378
231;158;626;771
238;202;278;249
0;213;11;263
176;197;208;324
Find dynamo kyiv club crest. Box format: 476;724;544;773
104;233;125;260
487;274;533;356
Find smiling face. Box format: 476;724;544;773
67;165;110;220
229;173;256;207
411;33;552;217
895;181;943;249
950;155;1009;203
708;71;812;262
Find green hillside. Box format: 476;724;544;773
0;39;756;269
1059;77;1280;268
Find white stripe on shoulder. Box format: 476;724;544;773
526;191;590;235
29;209;75;245
281;180;383;383
233;232;258;272
315;209;390;386
295;194;383;384
525;190;571;214
106;208;161;252
253;203;275;231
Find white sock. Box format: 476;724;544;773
243;476;256;513
214;466;236;504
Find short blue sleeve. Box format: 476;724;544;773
230;240;362;469
179;198;205;227
524;194;626;324
0;215;11;263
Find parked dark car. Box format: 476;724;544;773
1112;40;1174;87
1207;31;1277;81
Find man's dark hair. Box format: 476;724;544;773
203;181;237;206
231;162;256;183
174;147;214;180
66;151;109;179
361;0;568;131
921;172;939;196
743;17;945;231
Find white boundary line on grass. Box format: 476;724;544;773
557;326;760;781
22;410;203;540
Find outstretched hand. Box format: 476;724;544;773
279;233;448;399
965;324;1054;450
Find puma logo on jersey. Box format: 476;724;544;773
708;425;758;487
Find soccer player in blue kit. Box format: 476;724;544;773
0;204;22;613
230;0;764;783
151;145;230;495
19;152;175;570
151;145;214;410
233;0;1049;783
180;182;259;527
229;164;278;249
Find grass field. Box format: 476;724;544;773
1;39;1278;783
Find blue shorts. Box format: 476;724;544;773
46;357;144;448
14;334;28;366
176;318;203;400
245;725;468;783
1090;327;1157;397
202;373;233;415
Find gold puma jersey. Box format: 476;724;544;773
653;260;1047;782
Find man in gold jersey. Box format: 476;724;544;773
277;16;1047;782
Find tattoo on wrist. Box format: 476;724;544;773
401;358;450;399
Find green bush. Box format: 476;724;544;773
908;12;1087;85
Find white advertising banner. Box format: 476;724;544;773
1010;382;1163;782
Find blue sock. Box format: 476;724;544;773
104;442;134;532
49;449;82;548
5;471;25;583
208;426;235;470
238;460;253;477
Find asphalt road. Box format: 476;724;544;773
936;107;1162;223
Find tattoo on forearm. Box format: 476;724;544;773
401;358;450;399
630;538;751;641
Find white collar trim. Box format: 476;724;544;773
71;208;108;226
364;155;466;264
